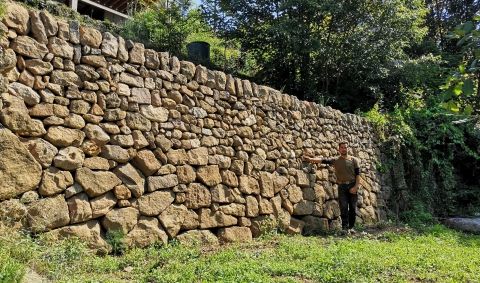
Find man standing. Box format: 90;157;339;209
303;142;361;231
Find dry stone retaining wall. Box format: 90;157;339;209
0;2;386;252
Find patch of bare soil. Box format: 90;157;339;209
22;268;50;283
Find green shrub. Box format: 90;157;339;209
400;202;435;229
365;97;480;224
122;4;196;56
105;230;126;255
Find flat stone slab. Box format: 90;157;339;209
444;217;480;234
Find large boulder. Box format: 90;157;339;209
25;59;53;75
196;165;222;186
176;165;196;184
159;204;199;237
24;138;58;168
67;193;92;224
45;220;111;255
100;145;130;163
259;172;275;198
132;150;161;176
8;82;41;106
139;105;169;123
38;167;74;196
137;191;174;216
125;217;168;248
40;11;58;37
147;175;179;192
79;26;102;48
101;32;118;57
199;208;237;229
302;216;329;235
0;48;17;74
126;112;151;131
176;230;219;246
0;94;46;137
239;176;260;195
187;147;208;166
53;146;85;171
185;183;211;209
11;36;48;59
90;192;116;218
75;167;122;197
293;200;315;216
50;70;82;86
444;218;480;234
102;207;139;235
113;163;145;198
0;128;42;200
84;124;110;145
27;195;70;232
45;126;85;147
217;227;252;243
0;199;27;227
2;2;30;35
29;10;47;44
47;37;73;59
128;43;145;65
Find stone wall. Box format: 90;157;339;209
0;2;386;252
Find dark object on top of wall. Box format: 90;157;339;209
187;41;210;65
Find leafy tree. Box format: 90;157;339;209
207;0;428;112
424;0;480;52
440;14;480;115
122;1;197;56
200;0;233;36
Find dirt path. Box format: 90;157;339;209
22;268;50;283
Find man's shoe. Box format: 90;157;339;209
347;228;356;235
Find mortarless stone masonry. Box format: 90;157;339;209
0;1;387;252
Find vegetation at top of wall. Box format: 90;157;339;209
1;223;480;282
121;1;250;76
122;2;195;56
200;0;429;111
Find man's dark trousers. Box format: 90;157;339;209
338;182;358;229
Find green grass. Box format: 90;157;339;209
0;224;479;282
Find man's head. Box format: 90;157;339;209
338;142;348;156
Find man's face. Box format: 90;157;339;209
339;143;348;156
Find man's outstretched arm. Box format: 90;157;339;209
303;156;333;165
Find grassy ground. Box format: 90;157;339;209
0;224;479;283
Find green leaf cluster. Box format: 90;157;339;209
439;16;480;115
365;95;480;219
121;3;198;55
204;0;428;111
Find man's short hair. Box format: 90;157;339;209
338;141;348;147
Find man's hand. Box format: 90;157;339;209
303;156;318;164
303;149;322;164
349;185;358;194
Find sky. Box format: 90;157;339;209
192;0;201;7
